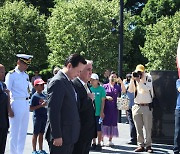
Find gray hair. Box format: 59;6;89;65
85;60;93;65
53;66;60;75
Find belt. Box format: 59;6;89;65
12;97;29;100
135;103;149;106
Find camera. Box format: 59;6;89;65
132;71;142;78
111;78;118;82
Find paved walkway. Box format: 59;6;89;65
5;112;173;154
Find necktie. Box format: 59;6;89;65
84;83;90;93
84;83;95;108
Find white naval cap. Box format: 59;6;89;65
16;54;33;65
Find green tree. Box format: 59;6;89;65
47;0;133;75
141;0;180;25
124;0;148;15
0;0;55;16
0;1;49;70
140;11;180;71
124;15;148;72
24;0;55;16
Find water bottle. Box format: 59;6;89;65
99;117;103;124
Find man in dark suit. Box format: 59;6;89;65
72;60;96;154
45;53;86;154
0;64;10;154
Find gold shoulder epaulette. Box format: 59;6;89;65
9;69;15;74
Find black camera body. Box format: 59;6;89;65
132;71;142;78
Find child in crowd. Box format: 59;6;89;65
90;73;106;151
30;79;47;154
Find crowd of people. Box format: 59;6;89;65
0;53;179;154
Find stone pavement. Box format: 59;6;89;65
5;112;173;154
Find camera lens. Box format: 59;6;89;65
133;72;139;77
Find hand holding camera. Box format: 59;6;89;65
132;71;142;78
116;77;123;84
132;71;143;82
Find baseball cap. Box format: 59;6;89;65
34;78;45;86
16;54;33;65
126;73;132;78
91;73;99;80
135;64;145;72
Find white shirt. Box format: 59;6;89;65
77;77;91;93
5;66;30;99
61;70;71;81
128;73;154;104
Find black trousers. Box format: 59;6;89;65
127;109;137;142
173;109;180;154
72;140;91;154
49;141;74;154
0;128;8;154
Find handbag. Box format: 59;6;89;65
116;93;129;110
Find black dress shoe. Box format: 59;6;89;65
127;141;137;145
90;143;96;151
95;144;102;151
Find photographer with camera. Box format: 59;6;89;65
128;64;154;153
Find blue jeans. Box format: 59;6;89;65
173;109;180;154
127;109;137;142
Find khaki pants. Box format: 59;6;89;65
132;104;152;147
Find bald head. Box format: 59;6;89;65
0;64;4;68
0;64;5;81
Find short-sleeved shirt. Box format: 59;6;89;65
90;85;106;116
176;79;180;109
30;92;47;119
124;81;134;108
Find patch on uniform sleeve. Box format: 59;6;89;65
148;79;151;82
9;69;15;74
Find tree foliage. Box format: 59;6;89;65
47;0;133;75
24;0;55;16
141;0;180;25
124;0;148;15
0;1;49;71
0;0;54;16
140;11;180;71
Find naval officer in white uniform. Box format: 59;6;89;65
5;54;33;154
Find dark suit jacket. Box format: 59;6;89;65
0;82;9;129
45;71;80;145
72;78;96;142
0;89;9;129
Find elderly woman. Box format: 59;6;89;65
102;72;125;146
